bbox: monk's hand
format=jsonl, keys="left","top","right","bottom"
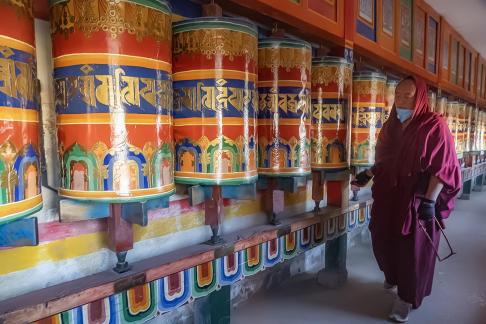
{"left": 417, "top": 197, "right": 436, "bottom": 221}
{"left": 352, "top": 170, "right": 372, "bottom": 187}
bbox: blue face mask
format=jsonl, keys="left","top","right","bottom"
{"left": 396, "top": 108, "right": 413, "bottom": 123}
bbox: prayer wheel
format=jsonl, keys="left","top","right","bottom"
{"left": 456, "top": 103, "right": 467, "bottom": 158}
{"left": 479, "top": 110, "right": 485, "bottom": 155}
{"left": 469, "top": 105, "right": 479, "bottom": 153}
{"left": 436, "top": 96, "right": 447, "bottom": 116}
{"left": 351, "top": 72, "right": 386, "bottom": 167}
{"left": 384, "top": 79, "right": 398, "bottom": 123}
{"left": 310, "top": 57, "right": 353, "bottom": 171}
{"left": 465, "top": 104, "right": 474, "bottom": 154}
{"left": 428, "top": 90, "right": 437, "bottom": 113}
{"left": 0, "top": 0, "right": 42, "bottom": 224}
{"left": 257, "top": 38, "right": 311, "bottom": 177}
{"left": 446, "top": 101, "right": 459, "bottom": 154}
{"left": 173, "top": 18, "right": 258, "bottom": 185}
{"left": 51, "top": 0, "right": 175, "bottom": 202}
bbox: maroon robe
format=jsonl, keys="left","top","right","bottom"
{"left": 369, "top": 77, "right": 461, "bottom": 308}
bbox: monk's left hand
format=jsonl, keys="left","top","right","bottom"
{"left": 417, "top": 197, "right": 436, "bottom": 221}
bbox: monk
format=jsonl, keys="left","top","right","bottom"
{"left": 353, "top": 77, "right": 461, "bottom": 322}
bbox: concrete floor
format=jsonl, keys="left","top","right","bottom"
{"left": 233, "top": 191, "right": 486, "bottom": 324}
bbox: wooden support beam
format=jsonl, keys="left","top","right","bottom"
{"left": 107, "top": 204, "right": 134, "bottom": 273}
{"left": 205, "top": 186, "right": 224, "bottom": 244}
{"left": 312, "top": 170, "right": 325, "bottom": 211}
{"left": 107, "top": 204, "right": 134, "bottom": 253}
{"left": 316, "top": 170, "right": 351, "bottom": 288}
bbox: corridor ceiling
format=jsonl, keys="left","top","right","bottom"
{"left": 426, "top": 0, "right": 486, "bottom": 57}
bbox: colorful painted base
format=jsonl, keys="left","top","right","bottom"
{"left": 351, "top": 72, "right": 386, "bottom": 167}
{"left": 35, "top": 206, "right": 372, "bottom": 323}
{"left": 51, "top": 0, "right": 175, "bottom": 203}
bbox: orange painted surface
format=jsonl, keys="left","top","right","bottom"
{"left": 0, "top": 3, "right": 35, "bottom": 46}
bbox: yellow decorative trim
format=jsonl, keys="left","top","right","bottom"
{"left": 257, "top": 118, "right": 310, "bottom": 126}
{"left": 57, "top": 113, "right": 171, "bottom": 125}
{"left": 175, "top": 170, "right": 258, "bottom": 179}
{"left": 59, "top": 184, "right": 175, "bottom": 199}
{"left": 0, "top": 34, "right": 35, "bottom": 55}
{"left": 258, "top": 80, "right": 310, "bottom": 89}
{"left": 172, "top": 14, "right": 186, "bottom": 22}
{"left": 352, "top": 103, "right": 386, "bottom": 107}
{"left": 173, "top": 117, "right": 255, "bottom": 126}
{"left": 0, "top": 107, "right": 38, "bottom": 122}
{"left": 173, "top": 69, "right": 257, "bottom": 83}
{"left": 311, "top": 124, "right": 348, "bottom": 130}
{"left": 257, "top": 167, "right": 311, "bottom": 173}
{"left": 0, "top": 194, "right": 42, "bottom": 218}
{"left": 0, "top": 231, "right": 107, "bottom": 275}
{"left": 351, "top": 128, "right": 381, "bottom": 134}
{"left": 54, "top": 54, "right": 172, "bottom": 72}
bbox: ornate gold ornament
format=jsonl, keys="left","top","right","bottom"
{"left": 50, "top": 0, "right": 171, "bottom": 43}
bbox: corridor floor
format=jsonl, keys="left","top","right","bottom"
{"left": 233, "top": 191, "right": 486, "bottom": 324}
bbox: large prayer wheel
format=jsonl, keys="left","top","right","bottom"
{"left": 479, "top": 110, "right": 485, "bottom": 156}
{"left": 446, "top": 101, "right": 459, "bottom": 154}
{"left": 428, "top": 90, "right": 437, "bottom": 113}
{"left": 477, "top": 111, "right": 482, "bottom": 155}
{"left": 51, "top": 0, "right": 175, "bottom": 202}
{"left": 173, "top": 18, "right": 258, "bottom": 185}
{"left": 436, "top": 96, "right": 447, "bottom": 116}
{"left": 257, "top": 38, "right": 311, "bottom": 177}
{"left": 384, "top": 79, "right": 398, "bottom": 123}
{"left": 465, "top": 104, "right": 474, "bottom": 154}
{"left": 310, "top": 57, "right": 353, "bottom": 171}
{"left": 351, "top": 72, "right": 386, "bottom": 167}
{"left": 469, "top": 105, "right": 479, "bottom": 154}
{"left": 0, "top": 0, "right": 42, "bottom": 224}
{"left": 456, "top": 103, "right": 467, "bottom": 158}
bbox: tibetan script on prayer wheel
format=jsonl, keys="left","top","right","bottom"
{"left": 351, "top": 72, "right": 386, "bottom": 167}
{"left": 311, "top": 57, "right": 353, "bottom": 171}
{"left": 0, "top": 0, "right": 42, "bottom": 224}
{"left": 172, "top": 17, "right": 258, "bottom": 185}
{"left": 257, "top": 38, "right": 311, "bottom": 177}
{"left": 51, "top": 0, "right": 175, "bottom": 202}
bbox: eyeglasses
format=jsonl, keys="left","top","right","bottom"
{"left": 418, "top": 217, "right": 456, "bottom": 262}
